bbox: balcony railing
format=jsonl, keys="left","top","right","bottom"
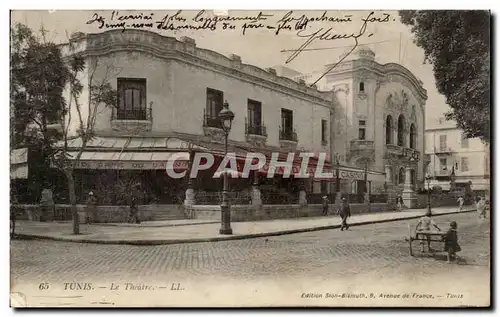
{"left": 245, "top": 121, "right": 267, "bottom": 136}
{"left": 112, "top": 108, "right": 151, "bottom": 121}
{"left": 194, "top": 191, "right": 252, "bottom": 205}
{"left": 279, "top": 127, "right": 298, "bottom": 142}
{"left": 203, "top": 109, "right": 222, "bottom": 129}
{"left": 370, "top": 194, "right": 388, "bottom": 203}
{"left": 308, "top": 193, "right": 337, "bottom": 205}
{"left": 345, "top": 193, "right": 365, "bottom": 204}
{"left": 261, "top": 192, "right": 299, "bottom": 205}
{"left": 435, "top": 147, "right": 453, "bottom": 154}
{"left": 385, "top": 144, "right": 420, "bottom": 160}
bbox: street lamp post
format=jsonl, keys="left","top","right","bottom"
{"left": 219, "top": 101, "right": 235, "bottom": 235}
{"left": 425, "top": 173, "right": 432, "bottom": 215}
{"left": 335, "top": 154, "right": 341, "bottom": 204}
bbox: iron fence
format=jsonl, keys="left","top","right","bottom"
{"left": 261, "top": 192, "right": 300, "bottom": 205}
{"left": 194, "top": 191, "right": 252, "bottom": 205}
{"left": 370, "top": 194, "right": 388, "bottom": 203}
{"left": 345, "top": 193, "right": 365, "bottom": 204}
{"left": 307, "top": 193, "right": 337, "bottom": 204}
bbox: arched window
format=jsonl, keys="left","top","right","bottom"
{"left": 359, "top": 81, "right": 365, "bottom": 92}
{"left": 397, "top": 115, "right": 406, "bottom": 147}
{"left": 386, "top": 115, "right": 393, "bottom": 145}
{"left": 399, "top": 168, "right": 405, "bottom": 184}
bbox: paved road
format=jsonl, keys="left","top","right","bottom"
{"left": 10, "top": 212, "right": 490, "bottom": 307}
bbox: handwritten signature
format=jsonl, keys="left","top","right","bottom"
{"left": 282, "top": 11, "right": 392, "bottom": 86}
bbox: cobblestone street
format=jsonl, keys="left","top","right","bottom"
{"left": 10, "top": 212, "right": 490, "bottom": 307}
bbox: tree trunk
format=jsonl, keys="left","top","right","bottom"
{"left": 64, "top": 168, "right": 79, "bottom": 234}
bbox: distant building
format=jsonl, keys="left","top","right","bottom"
{"left": 425, "top": 116, "right": 490, "bottom": 193}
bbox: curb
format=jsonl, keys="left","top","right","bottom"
{"left": 13, "top": 209, "right": 476, "bottom": 246}
{"left": 93, "top": 221, "right": 219, "bottom": 228}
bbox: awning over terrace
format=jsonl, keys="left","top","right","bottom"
{"left": 10, "top": 148, "right": 28, "bottom": 179}
{"left": 55, "top": 135, "right": 385, "bottom": 182}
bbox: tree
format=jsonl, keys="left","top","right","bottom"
{"left": 11, "top": 23, "right": 117, "bottom": 234}
{"left": 10, "top": 23, "right": 70, "bottom": 193}
{"left": 399, "top": 10, "right": 490, "bottom": 142}
{"left": 52, "top": 53, "right": 118, "bottom": 234}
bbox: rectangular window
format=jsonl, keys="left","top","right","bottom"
{"left": 461, "top": 157, "right": 469, "bottom": 172}
{"left": 205, "top": 88, "right": 224, "bottom": 128}
{"left": 280, "top": 108, "right": 294, "bottom": 140}
{"left": 461, "top": 134, "right": 469, "bottom": 148}
{"left": 321, "top": 119, "right": 328, "bottom": 143}
{"left": 247, "top": 99, "right": 262, "bottom": 135}
{"left": 117, "top": 78, "right": 147, "bottom": 120}
{"left": 439, "top": 158, "right": 447, "bottom": 171}
{"left": 358, "top": 120, "right": 366, "bottom": 140}
{"left": 439, "top": 134, "right": 447, "bottom": 151}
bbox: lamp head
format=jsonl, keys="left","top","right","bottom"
{"left": 219, "top": 101, "right": 235, "bottom": 133}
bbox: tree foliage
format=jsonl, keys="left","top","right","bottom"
{"left": 11, "top": 23, "right": 69, "bottom": 145}
{"left": 399, "top": 10, "right": 490, "bottom": 142}
{"left": 10, "top": 23, "right": 71, "bottom": 196}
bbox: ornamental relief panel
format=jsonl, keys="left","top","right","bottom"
{"left": 332, "top": 83, "right": 350, "bottom": 95}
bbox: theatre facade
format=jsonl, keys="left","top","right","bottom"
{"left": 295, "top": 47, "right": 428, "bottom": 208}
{"left": 55, "top": 30, "right": 385, "bottom": 220}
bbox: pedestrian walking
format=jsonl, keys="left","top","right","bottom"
{"left": 322, "top": 195, "right": 329, "bottom": 216}
{"left": 338, "top": 197, "right": 351, "bottom": 231}
{"left": 476, "top": 197, "right": 487, "bottom": 219}
{"left": 86, "top": 192, "right": 97, "bottom": 224}
{"left": 129, "top": 195, "right": 140, "bottom": 224}
{"left": 442, "top": 221, "right": 461, "bottom": 264}
{"left": 396, "top": 195, "right": 403, "bottom": 212}
{"left": 457, "top": 196, "right": 464, "bottom": 211}
{"left": 415, "top": 211, "right": 441, "bottom": 252}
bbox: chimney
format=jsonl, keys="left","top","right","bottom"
{"left": 229, "top": 54, "right": 242, "bottom": 63}
{"left": 180, "top": 36, "right": 196, "bottom": 46}
{"left": 266, "top": 68, "right": 277, "bottom": 75}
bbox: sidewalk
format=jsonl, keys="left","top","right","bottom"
{"left": 13, "top": 206, "right": 476, "bottom": 245}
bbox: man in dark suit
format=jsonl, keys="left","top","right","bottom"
{"left": 339, "top": 197, "right": 351, "bottom": 231}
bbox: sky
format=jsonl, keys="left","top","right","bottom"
{"left": 10, "top": 9, "right": 450, "bottom": 127}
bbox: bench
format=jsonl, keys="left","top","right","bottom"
{"left": 405, "top": 224, "right": 446, "bottom": 256}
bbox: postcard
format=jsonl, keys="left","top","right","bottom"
{"left": 9, "top": 9, "right": 491, "bottom": 307}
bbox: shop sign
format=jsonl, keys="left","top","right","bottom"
{"left": 64, "top": 160, "right": 188, "bottom": 170}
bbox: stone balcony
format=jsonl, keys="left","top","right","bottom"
{"left": 245, "top": 121, "right": 267, "bottom": 147}
{"left": 279, "top": 128, "right": 298, "bottom": 150}
{"left": 385, "top": 144, "right": 420, "bottom": 161}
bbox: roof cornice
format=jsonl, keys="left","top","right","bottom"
{"left": 61, "top": 29, "right": 334, "bottom": 107}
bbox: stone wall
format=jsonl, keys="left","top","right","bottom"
{"left": 11, "top": 204, "right": 186, "bottom": 223}
{"left": 187, "top": 203, "right": 389, "bottom": 222}
{"left": 13, "top": 202, "right": 389, "bottom": 223}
